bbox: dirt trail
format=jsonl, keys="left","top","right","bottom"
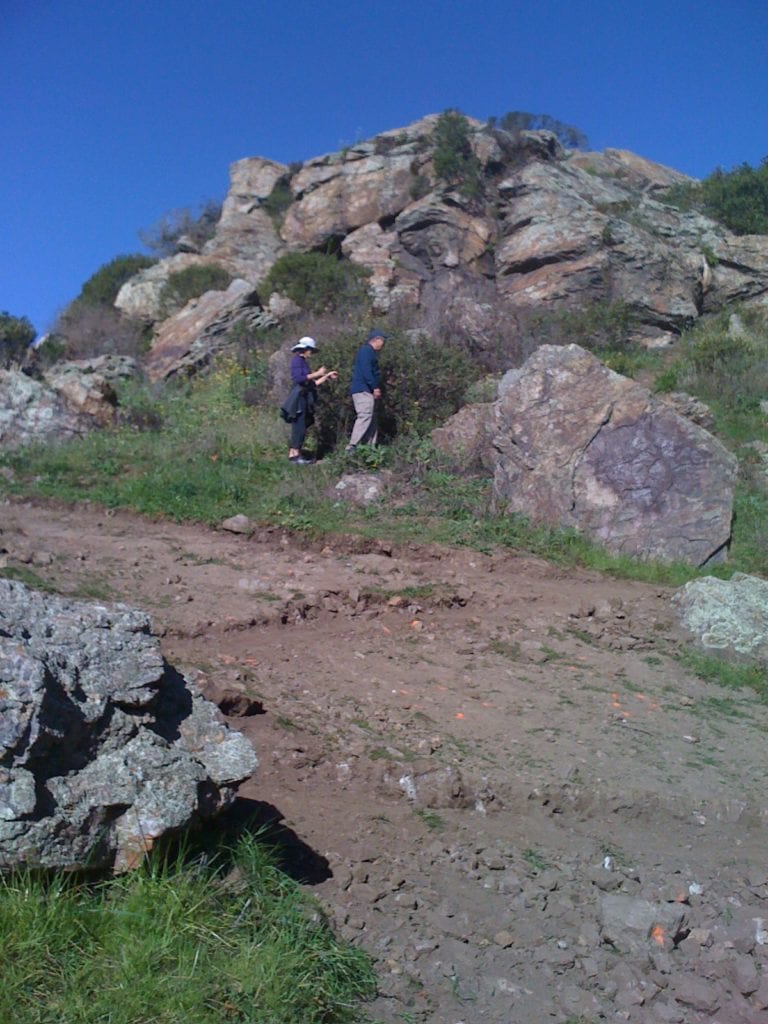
{"left": 3, "top": 498, "right": 767, "bottom": 1024}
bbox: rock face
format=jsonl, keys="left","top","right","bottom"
{"left": 673, "top": 573, "right": 768, "bottom": 666}
{"left": 118, "top": 115, "right": 768, "bottom": 371}
{"left": 0, "top": 356, "right": 139, "bottom": 449}
{"left": 434, "top": 345, "right": 737, "bottom": 565}
{"left": 0, "top": 580, "right": 257, "bottom": 872}
{"left": 144, "top": 278, "right": 273, "bottom": 382}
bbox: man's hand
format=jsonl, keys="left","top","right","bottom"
{"left": 373, "top": 387, "right": 382, "bottom": 399}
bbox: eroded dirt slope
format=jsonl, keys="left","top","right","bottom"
{"left": 2, "top": 498, "right": 767, "bottom": 1024}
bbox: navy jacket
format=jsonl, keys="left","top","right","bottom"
{"left": 349, "top": 343, "right": 381, "bottom": 395}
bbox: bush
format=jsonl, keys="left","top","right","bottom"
{"left": 432, "top": 109, "right": 483, "bottom": 197}
{"left": 76, "top": 254, "right": 157, "bottom": 308}
{"left": 699, "top": 158, "right": 768, "bottom": 234}
{"left": 261, "top": 252, "right": 370, "bottom": 314}
{"left": 0, "top": 311, "right": 36, "bottom": 368}
{"left": 660, "top": 158, "right": 768, "bottom": 235}
{"left": 489, "top": 111, "right": 589, "bottom": 149}
{"left": 535, "top": 300, "right": 637, "bottom": 351}
{"left": 158, "top": 263, "right": 233, "bottom": 317}
{"left": 262, "top": 176, "right": 295, "bottom": 224}
{"left": 306, "top": 329, "right": 481, "bottom": 453}
{"left": 660, "top": 309, "right": 768, "bottom": 418}
{"left": 52, "top": 304, "right": 150, "bottom": 361}
{"left": 139, "top": 200, "right": 222, "bottom": 256}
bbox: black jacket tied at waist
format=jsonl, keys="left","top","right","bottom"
{"left": 280, "top": 382, "right": 317, "bottom": 423}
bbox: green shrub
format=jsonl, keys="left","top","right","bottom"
{"left": 159, "top": 263, "right": 233, "bottom": 317}
{"left": 489, "top": 110, "right": 589, "bottom": 149}
{"left": 0, "top": 310, "right": 36, "bottom": 368}
{"left": 432, "top": 109, "right": 484, "bottom": 197}
{"left": 661, "top": 158, "right": 768, "bottom": 235}
{"left": 261, "top": 252, "right": 370, "bottom": 314}
{"left": 700, "top": 158, "right": 768, "bottom": 235}
{"left": 308, "top": 329, "right": 481, "bottom": 453}
{"left": 262, "top": 176, "right": 295, "bottom": 223}
{"left": 76, "top": 254, "right": 157, "bottom": 308}
{"left": 657, "top": 309, "right": 768, "bottom": 423}
{"left": 536, "top": 300, "right": 637, "bottom": 351}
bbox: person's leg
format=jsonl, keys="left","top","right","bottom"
{"left": 289, "top": 412, "right": 306, "bottom": 458}
{"left": 348, "top": 392, "right": 375, "bottom": 448}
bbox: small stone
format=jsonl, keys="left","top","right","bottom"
{"left": 493, "top": 930, "right": 515, "bottom": 948}
{"left": 220, "top": 514, "right": 252, "bottom": 534}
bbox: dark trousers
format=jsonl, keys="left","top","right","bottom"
{"left": 291, "top": 411, "right": 308, "bottom": 450}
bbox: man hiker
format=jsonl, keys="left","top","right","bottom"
{"left": 346, "top": 328, "right": 386, "bottom": 450}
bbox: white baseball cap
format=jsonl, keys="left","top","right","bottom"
{"left": 291, "top": 336, "right": 318, "bottom": 352}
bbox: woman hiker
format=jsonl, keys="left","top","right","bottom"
{"left": 281, "top": 337, "right": 337, "bottom": 464}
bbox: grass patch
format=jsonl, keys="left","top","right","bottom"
{"left": 414, "top": 809, "right": 446, "bottom": 832}
{"left": 0, "top": 834, "right": 375, "bottom": 1024}
{"left": 0, "top": 565, "right": 58, "bottom": 591}
{"left": 680, "top": 649, "right": 768, "bottom": 702}
{"left": 522, "top": 847, "right": 548, "bottom": 873}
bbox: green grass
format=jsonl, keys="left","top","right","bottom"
{"left": 679, "top": 650, "right": 768, "bottom": 702}
{"left": 1, "top": 338, "right": 767, "bottom": 588}
{"left": 413, "top": 809, "right": 446, "bottom": 832}
{"left": 0, "top": 835, "right": 375, "bottom": 1024}
{"left": 0, "top": 565, "right": 58, "bottom": 591}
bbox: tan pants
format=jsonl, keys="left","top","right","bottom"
{"left": 349, "top": 391, "right": 377, "bottom": 447}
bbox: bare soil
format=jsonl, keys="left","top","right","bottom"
{"left": 3, "top": 497, "right": 767, "bottom": 1024}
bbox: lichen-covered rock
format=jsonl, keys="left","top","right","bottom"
{"left": 672, "top": 572, "right": 768, "bottom": 666}
{"left": 491, "top": 345, "right": 737, "bottom": 565}
{"left": 0, "top": 370, "right": 86, "bottom": 448}
{"left": 0, "top": 580, "right": 257, "bottom": 872}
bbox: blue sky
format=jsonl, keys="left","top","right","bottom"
{"left": 3, "top": 0, "right": 767, "bottom": 336}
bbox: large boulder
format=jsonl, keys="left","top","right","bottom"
{"left": 434, "top": 345, "right": 737, "bottom": 564}
{"left": 0, "top": 357, "right": 141, "bottom": 450}
{"left": 0, "top": 580, "right": 257, "bottom": 872}
{"left": 0, "top": 370, "right": 88, "bottom": 448}
{"left": 673, "top": 573, "right": 768, "bottom": 666}
{"left": 491, "top": 345, "right": 737, "bottom": 564}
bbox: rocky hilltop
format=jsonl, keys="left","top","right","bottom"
{"left": 114, "top": 114, "right": 768, "bottom": 379}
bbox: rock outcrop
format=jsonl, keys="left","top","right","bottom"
{"left": 434, "top": 345, "right": 737, "bottom": 565}
{"left": 0, "top": 356, "right": 139, "bottom": 449}
{"left": 144, "top": 278, "right": 273, "bottom": 382}
{"left": 0, "top": 580, "right": 257, "bottom": 872}
{"left": 117, "top": 115, "right": 768, "bottom": 376}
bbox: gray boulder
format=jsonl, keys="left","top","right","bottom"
{"left": 0, "top": 370, "right": 87, "bottom": 449}
{"left": 673, "top": 572, "right": 768, "bottom": 666}
{"left": 0, "top": 580, "right": 257, "bottom": 872}
{"left": 0, "top": 357, "right": 140, "bottom": 450}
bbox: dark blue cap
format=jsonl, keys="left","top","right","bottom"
{"left": 366, "top": 328, "right": 387, "bottom": 342}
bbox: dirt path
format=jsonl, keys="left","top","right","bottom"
{"left": 3, "top": 498, "right": 767, "bottom": 1023}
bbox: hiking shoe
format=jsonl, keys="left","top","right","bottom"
{"left": 289, "top": 455, "right": 315, "bottom": 465}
